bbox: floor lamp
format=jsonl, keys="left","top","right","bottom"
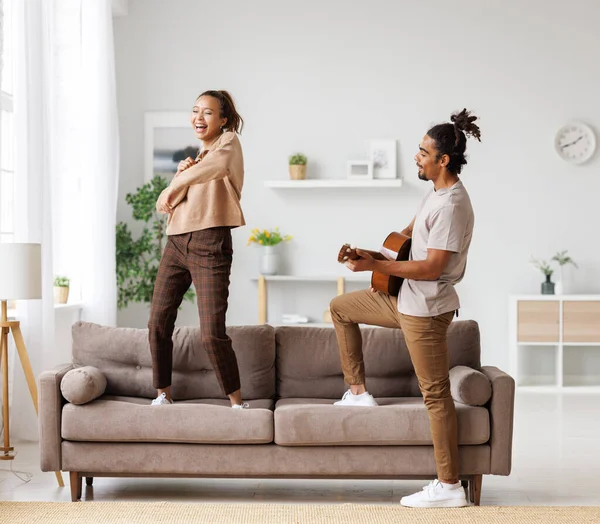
{"left": 0, "top": 243, "right": 64, "bottom": 487}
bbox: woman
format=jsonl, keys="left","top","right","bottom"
{"left": 149, "top": 90, "right": 247, "bottom": 409}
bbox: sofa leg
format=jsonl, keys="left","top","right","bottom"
{"left": 86, "top": 477, "right": 94, "bottom": 486}
{"left": 69, "top": 472, "right": 82, "bottom": 502}
{"left": 469, "top": 475, "right": 482, "bottom": 506}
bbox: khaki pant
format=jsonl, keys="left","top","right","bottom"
{"left": 330, "top": 289, "right": 458, "bottom": 482}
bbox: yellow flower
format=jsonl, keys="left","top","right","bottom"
{"left": 265, "top": 231, "right": 270, "bottom": 238}
{"left": 259, "top": 239, "right": 264, "bottom": 245}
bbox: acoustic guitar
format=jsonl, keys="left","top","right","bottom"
{"left": 337, "top": 232, "right": 412, "bottom": 296}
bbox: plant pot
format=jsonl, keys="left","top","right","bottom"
{"left": 554, "top": 280, "right": 563, "bottom": 295}
{"left": 260, "top": 245, "right": 279, "bottom": 275}
{"left": 541, "top": 274, "right": 554, "bottom": 295}
{"left": 289, "top": 164, "right": 306, "bottom": 180}
{"left": 555, "top": 266, "right": 564, "bottom": 295}
{"left": 54, "top": 286, "right": 69, "bottom": 304}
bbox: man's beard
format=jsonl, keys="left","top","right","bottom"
{"left": 418, "top": 170, "right": 427, "bottom": 181}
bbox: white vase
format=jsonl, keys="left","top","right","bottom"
{"left": 260, "top": 245, "right": 279, "bottom": 275}
{"left": 555, "top": 267, "right": 564, "bottom": 295}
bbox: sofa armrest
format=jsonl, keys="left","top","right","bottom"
{"left": 481, "top": 366, "right": 515, "bottom": 476}
{"left": 38, "top": 363, "right": 74, "bottom": 472}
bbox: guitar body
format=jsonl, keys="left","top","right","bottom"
{"left": 337, "top": 231, "right": 412, "bottom": 296}
{"left": 371, "top": 232, "right": 412, "bottom": 296}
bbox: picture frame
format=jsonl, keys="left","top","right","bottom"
{"left": 369, "top": 139, "right": 397, "bottom": 179}
{"left": 144, "top": 112, "right": 199, "bottom": 184}
{"left": 347, "top": 160, "right": 373, "bottom": 180}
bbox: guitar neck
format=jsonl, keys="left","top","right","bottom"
{"left": 364, "top": 249, "right": 387, "bottom": 261}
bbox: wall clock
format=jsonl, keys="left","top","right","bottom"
{"left": 554, "top": 122, "right": 596, "bottom": 164}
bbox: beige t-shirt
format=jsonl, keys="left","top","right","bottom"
{"left": 398, "top": 180, "right": 474, "bottom": 317}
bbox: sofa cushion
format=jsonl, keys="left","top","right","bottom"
{"left": 60, "top": 366, "right": 107, "bottom": 405}
{"left": 274, "top": 398, "right": 489, "bottom": 446}
{"left": 276, "top": 320, "right": 482, "bottom": 399}
{"left": 71, "top": 323, "right": 276, "bottom": 400}
{"left": 62, "top": 396, "right": 274, "bottom": 444}
{"left": 450, "top": 366, "right": 492, "bottom": 406}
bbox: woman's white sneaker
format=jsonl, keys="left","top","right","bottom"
{"left": 400, "top": 480, "right": 468, "bottom": 508}
{"left": 334, "top": 389, "right": 378, "bottom": 407}
{"left": 151, "top": 392, "right": 173, "bottom": 406}
{"left": 232, "top": 402, "right": 250, "bottom": 409}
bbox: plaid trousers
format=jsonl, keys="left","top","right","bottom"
{"left": 148, "top": 227, "right": 241, "bottom": 395}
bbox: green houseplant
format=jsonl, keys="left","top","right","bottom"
{"left": 116, "top": 175, "right": 195, "bottom": 309}
{"left": 530, "top": 257, "right": 554, "bottom": 295}
{"left": 288, "top": 153, "right": 307, "bottom": 180}
{"left": 551, "top": 250, "right": 578, "bottom": 295}
{"left": 53, "top": 275, "right": 70, "bottom": 304}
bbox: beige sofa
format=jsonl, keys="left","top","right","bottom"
{"left": 39, "top": 320, "right": 514, "bottom": 504}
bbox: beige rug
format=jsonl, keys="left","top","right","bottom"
{"left": 0, "top": 502, "right": 599, "bottom": 523}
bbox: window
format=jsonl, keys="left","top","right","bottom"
{"left": 1, "top": 0, "right": 15, "bottom": 244}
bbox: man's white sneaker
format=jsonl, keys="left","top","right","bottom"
{"left": 400, "top": 480, "right": 468, "bottom": 508}
{"left": 333, "top": 389, "right": 378, "bottom": 407}
{"left": 151, "top": 392, "right": 173, "bottom": 406}
{"left": 232, "top": 402, "right": 250, "bottom": 409}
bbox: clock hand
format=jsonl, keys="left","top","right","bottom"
{"left": 561, "top": 135, "right": 584, "bottom": 149}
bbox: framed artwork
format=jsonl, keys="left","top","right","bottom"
{"left": 347, "top": 160, "right": 373, "bottom": 180}
{"left": 369, "top": 139, "right": 397, "bottom": 179}
{"left": 144, "top": 112, "right": 199, "bottom": 183}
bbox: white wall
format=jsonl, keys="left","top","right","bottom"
{"left": 113, "top": 0, "right": 600, "bottom": 371}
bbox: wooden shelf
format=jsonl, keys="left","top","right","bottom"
{"left": 264, "top": 179, "right": 403, "bottom": 189}
{"left": 269, "top": 322, "right": 381, "bottom": 329}
{"left": 272, "top": 323, "right": 334, "bottom": 328}
{"left": 251, "top": 275, "right": 370, "bottom": 283}
{"left": 253, "top": 274, "right": 370, "bottom": 325}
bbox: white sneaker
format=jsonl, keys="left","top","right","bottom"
{"left": 232, "top": 402, "right": 250, "bottom": 409}
{"left": 400, "top": 480, "right": 468, "bottom": 508}
{"left": 334, "top": 389, "right": 378, "bottom": 407}
{"left": 151, "top": 392, "right": 173, "bottom": 406}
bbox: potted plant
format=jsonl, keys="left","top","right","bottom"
{"left": 551, "top": 250, "right": 577, "bottom": 295}
{"left": 530, "top": 257, "right": 554, "bottom": 295}
{"left": 289, "top": 153, "right": 307, "bottom": 180}
{"left": 116, "top": 175, "right": 195, "bottom": 309}
{"left": 53, "top": 276, "right": 70, "bottom": 304}
{"left": 247, "top": 228, "right": 292, "bottom": 275}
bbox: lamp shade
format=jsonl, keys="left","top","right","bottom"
{"left": 0, "top": 243, "right": 42, "bottom": 300}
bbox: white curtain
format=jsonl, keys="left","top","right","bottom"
{"left": 11, "top": 0, "right": 119, "bottom": 440}
{"left": 12, "top": 0, "right": 56, "bottom": 440}
{"left": 79, "top": 0, "right": 119, "bottom": 327}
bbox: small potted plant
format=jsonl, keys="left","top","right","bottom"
{"left": 247, "top": 228, "right": 293, "bottom": 275}
{"left": 530, "top": 257, "right": 554, "bottom": 295}
{"left": 289, "top": 153, "right": 307, "bottom": 180}
{"left": 53, "top": 275, "right": 70, "bottom": 304}
{"left": 551, "top": 250, "right": 577, "bottom": 295}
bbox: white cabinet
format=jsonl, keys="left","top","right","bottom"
{"left": 510, "top": 295, "right": 600, "bottom": 391}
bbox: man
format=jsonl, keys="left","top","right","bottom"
{"left": 330, "top": 109, "right": 481, "bottom": 508}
